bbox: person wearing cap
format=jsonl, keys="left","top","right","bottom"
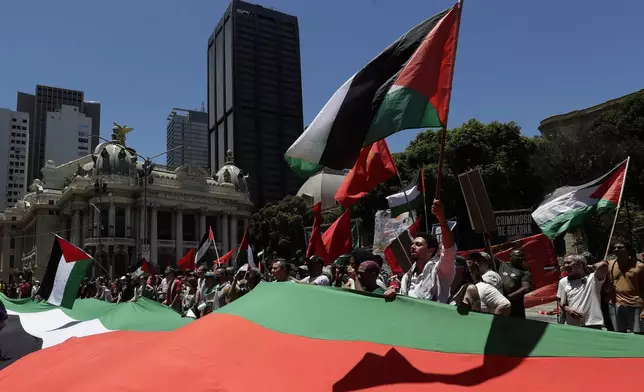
{"left": 163, "top": 268, "right": 182, "bottom": 312}
{"left": 469, "top": 252, "right": 502, "bottom": 291}
{"left": 355, "top": 261, "right": 385, "bottom": 295}
{"left": 299, "top": 256, "right": 330, "bottom": 286}
{"left": 467, "top": 259, "right": 511, "bottom": 316}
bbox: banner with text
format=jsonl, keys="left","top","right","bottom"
{"left": 493, "top": 209, "right": 541, "bottom": 244}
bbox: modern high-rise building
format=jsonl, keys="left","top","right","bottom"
{"left": 207, "top": 0, "right": 304, "bottom": 208}
{"left": 0, "top": 109, "right": 30, "bottom": 211}
{"left": 45, "top": 105, "right": 93, "bottom": 165}
{"left": 166, "top": 108, "right": 209, "bottom": 169}
{"left": 17, "top": 85, "right": 100, "bottom": 185}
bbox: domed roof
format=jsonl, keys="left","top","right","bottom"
{"left": 214, "top": 150, "right": 248, "bottom": 193}
{"left": 93, "top": 142, "right": 138, "bottom": 176}
{"left": 296, "top": 168, "right": 346, "bottom": 210}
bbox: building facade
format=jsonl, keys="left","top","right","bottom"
{"left": 207, "top": 0, "right": 304, "bottom": 208}
{"left": 539, "top": 89, "right": 644, "bottom": 138}
{"left": 45, "top": 105, "right": 93, "bottom": 164}
{"left": 0, "top": 109, "right": 30, "bottom": 211}
{"left": 0, "top": 130, "right": 252, "bottom": 283}
{"left": 166, "top": 108, "right": 209, "bottom": 169}
{"left": 17, "top": 85, "right": 101, "bottom": 185}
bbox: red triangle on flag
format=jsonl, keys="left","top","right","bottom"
{"left": 57, "top": 236, "right": 91, "bottom": 263}
{"left": 178, "top": 248, "right": 196, "bottom": 271}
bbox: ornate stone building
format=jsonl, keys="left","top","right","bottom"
{"left": 0, "top": 130, "right": 252, "bottom": 282}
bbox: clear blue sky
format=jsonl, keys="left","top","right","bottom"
{"left": 1, "top": 0, "right": 643, "bottom": 163}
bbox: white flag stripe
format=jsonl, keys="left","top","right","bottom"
{"left": 386, "top": 185, "right": 420, "bottom": 208}
{"left": 285, "top": 75, "right": 354, "bottom": 162}
{"left": 40, "top": 319, "right": 112, "bottom": 349}
{"left": 247, "top": 246, "right": 257, "bottom": 270}
{"left": 532, "top": 185, "right": 599, "bottom": 225}
{"left": 47, "top": 254, "right": 74, "bottom": 306}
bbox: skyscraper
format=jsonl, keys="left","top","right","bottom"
{"left": 45, "top": 105, "right": 93, "bottom": 164}
{"left": 207, "top": 0, "right": 304, "bottom": 208}
{"left": 0, "top": 109, "right": 30, "bottom": 211}
{"left": 17, "top": 85, "right": 100, "bottom": 185}
{"left": 166, "top": 108, "right": 209, "bottom": 169}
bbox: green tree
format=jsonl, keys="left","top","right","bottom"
{"left": 249, "top": 195, "right": 313, "bottom": 258}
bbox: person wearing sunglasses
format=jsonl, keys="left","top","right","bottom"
{"left": 607, "top": 238, "right": 644, "bottom": 334}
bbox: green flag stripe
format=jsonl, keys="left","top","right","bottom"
{"left": 366, "top": 86, "right": 442, "bottom": 145}
{"left": 284, "top": 155, "right": 322, "bottom": 178}
{"left": 60, "top": 259, "right": 93, "bottom": 309}
{"left": 219, "top": 283, "right": 644, "bottom": 358}
{"left": 538, "top": 200, "right": 617, "bottom": 238}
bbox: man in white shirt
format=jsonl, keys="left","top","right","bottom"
{"left": 557, "top": 253, "right": 608, "bottom": 328}
{"left": 299, "top": 256, "right": 330, "bottom": 286}
{"left": 384, "top": 200, "right": 456, "bottom": 303}
{"left": 469, "top": 251, "right": 502, "bottom": 291}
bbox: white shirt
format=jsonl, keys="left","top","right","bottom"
{"left": 476, "top": 282, "right": 510, "bottom": 314}
{"left": 299, "top": 274, "right": 330, "bottom": 286}
{"left": 400, "top": 245, "right": 457, "bottom": 303}
{"left": 482, "top": 270, "right": 503, "bottom": 291}
{"left": 557, "top": 272, "right": 605, "bottom": 327}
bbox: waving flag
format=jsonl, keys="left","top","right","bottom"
{"left": 39, "top": 236, "right": 93, "bottom": 309}
{"left": 2, "top": 284, "right": 644, "bottom": 390}
{"left": 532, "top": 159, "right": 628, "bottom": 238}
{"left": 285, "top": 3, "right": 462, "bottom": 176}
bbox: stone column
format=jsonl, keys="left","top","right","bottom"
{"left": 125, "top": 205, "right": 132, "bottom": 238}
{"left": 93, "top": 206, "right": 100, "bottom": 237}
{"left": 199, "top": 211, "right": 207, "bottom": 240}
{"left": 139, "top": 203, "right": 146, "bottom": 244}
{"left": 175, "top": 208, "right": 183, "bottom": 258}
{"left": 71, "top": 209, "right": 81, "bottom": 246}
{"left": 82, "top": 209, "right": 90, "bottom": 242}
{"left": 150, "top": 205, "right": 158, "bottom": 265}
{"left": 230, "top": 216, "right": 238, "bottom": 251}
{"left": 221, "top": 213, "right": 229, "bottom": 252}
{"left": 1, "top": 229, "right": 9, "bottom": 272}
{"left": 108, "top": 202, "right": 116, "bottom": 237}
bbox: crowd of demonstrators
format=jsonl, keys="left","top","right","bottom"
{"left": 0, "top": 277, "right": 37, "bottom": 300}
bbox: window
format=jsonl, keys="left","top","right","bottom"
{"left": 10, "top": 238, "right": 15, "bottom": 249}
{"left": 48, "top": 210, "right": 54, "bottom": 215}
{"left": 78, "top": 138, "right": 88, "bottom": 143}
{"left": 21, "top": 126, "right": 26, "bottom": 130}
{"left": 9, "top": 255, "right": 14, "bottom": 269}
{"left": 22, "top": 119, "right": 27, "bottom": 123}
{"left": 48, "top": 200, "right": 54, "bottom": 205}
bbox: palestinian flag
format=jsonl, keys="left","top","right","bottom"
{"left": 0, "top": 294, "right": 189, "bottom": 371}
{"left": 195, "top": 227, "right": 215, "bottom": 266}
{"left": 387, "top": 169, "right": 425, "bottom": 218}
{"left": 3, "top": 283, "right": 644, "bottom": 390}
{"left": 532, "top": 159, "right": 628, "bottom": 238}
{"left": 384, "top": 214, "right": 421, "bottom": 274}
{"left": 39, "top": 236, "right": 93, "bottom": 309}
{"left": 284, "top": 4, "right": 461, "bottom": 177}
{"left": 130, "top": 257, "right": 153, "bottom": 277}
{"left": 237, "top": 227, "right": 256, "bottom": 269}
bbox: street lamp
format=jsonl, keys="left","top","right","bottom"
{"left": 138, "top": 146, "right": 187, "bottom": 263}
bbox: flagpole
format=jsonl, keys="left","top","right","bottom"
{"left": 421, "top": 168, "right": 430, "bottom": 233}
{"left": 435, "top": 0, "right": 464, "bottom": 200}
{"left": 604, "top": 157, "right": 630, "bottom": 260}
{"left": 212, "top": 227, "right": 220, "bottom": 269}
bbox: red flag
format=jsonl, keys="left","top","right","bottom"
{"left": 306, "top": 202, "right": 326, "bottom": 259}
{"left": 321, "top": 209, "right": 352, "bottom": 265}
{"left": 214, "top": 249, "right": 234, "bottom": 266}
{"left": 334, "top": 140, "right": 397, "bottom": 208}
{"left": 177, "top": 248, "right": 196, "bottom": 271}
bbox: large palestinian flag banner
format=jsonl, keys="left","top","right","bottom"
{"left": 2, "top": 284, "right": 643, "bottom": 390}
{"left": 285, "top": 3, "right": 461, "bottom": 177}
{"left": 532, "top": 159, "right": 628, "bottom": 238}
{"left": 0, "top": 294, "right": 190, "bottom": 370}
